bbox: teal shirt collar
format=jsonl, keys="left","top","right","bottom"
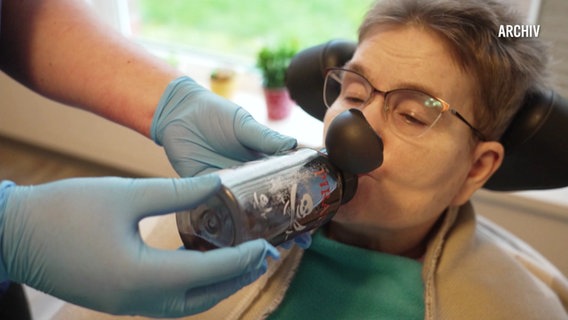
{"left": 269, "top": 230, "right": 425, "bottom": 319}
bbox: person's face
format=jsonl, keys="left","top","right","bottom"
{"left": 323, "top": 25, "right": 503, "bottom": 241}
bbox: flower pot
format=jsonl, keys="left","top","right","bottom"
{"left": 263, "top": 87, "right": 294, "bottom": 120}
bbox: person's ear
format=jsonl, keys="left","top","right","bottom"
{"left": 451, "top": 141, "right": 504, "bottom": 206}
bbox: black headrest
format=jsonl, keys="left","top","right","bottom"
{"left": 286, "top": 40, "right": 568, "bottom": 191}
{"left": 286, "top": 40, "right": 357, "bottom": 121}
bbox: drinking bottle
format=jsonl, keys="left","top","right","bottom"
{"left": 176, "top": 148, "right": 357, "bottom": 250}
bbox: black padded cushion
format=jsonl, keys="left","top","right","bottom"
{"left": 485, "top": 90, "right": 568, "bottom": 190}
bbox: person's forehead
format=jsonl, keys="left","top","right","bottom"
{"left": 354, "top": 25, "right": 477, "bottom": 114}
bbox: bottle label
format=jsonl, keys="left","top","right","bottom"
{"left": 228, "top": 154, "right": 341, "bottom": 246}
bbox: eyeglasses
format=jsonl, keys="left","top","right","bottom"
{"left": 323, "top": 68, "right": 486, "bottom": 141}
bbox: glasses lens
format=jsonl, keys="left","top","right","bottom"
{"left": 324, "top": 69, "right": 448, "bottom": 138}
{"left": 386, "top": 90, "right": 444, "bottom": 137}
{"left": 324, "top": 69, "right": 371, "bottom": 109}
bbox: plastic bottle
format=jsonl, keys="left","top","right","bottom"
{"left": 176, "top": 148, "right": 358, "bottom": 250}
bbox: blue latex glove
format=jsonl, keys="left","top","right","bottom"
{"left": 0, "top": 176, "right": 278, "bottom": 317}
{"left": 151, "top": 76, "right": 298, "bottom": 177}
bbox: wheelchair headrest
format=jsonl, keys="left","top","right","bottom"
{"left": 286, "top": 40, "right": 568, "bottom": 191}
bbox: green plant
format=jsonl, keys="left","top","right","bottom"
{"left": 256, "top": 43, "right": 298, "bottom": 88}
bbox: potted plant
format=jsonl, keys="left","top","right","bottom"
{"left": 257, "top": 43, "right": 297, "bottom": 120}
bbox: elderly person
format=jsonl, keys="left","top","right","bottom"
{"left": 187, "top": 0, "right": 567, "bottom": 319}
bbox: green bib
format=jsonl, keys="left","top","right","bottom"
{"left": 268, "top": 230, "right": 424, "bottom": 320}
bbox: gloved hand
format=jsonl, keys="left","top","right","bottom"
{"left": 0, "top": 176, "right": 278, "bottom": 317}
{"left": 150, "top": 76, "right": 311, "bottom": 250}
{"left": 151, "top": 76, "right": 297, "bottom": 177}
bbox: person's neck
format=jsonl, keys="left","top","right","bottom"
{"left": 326, "top": 217, "right": 443, "bottom": 260}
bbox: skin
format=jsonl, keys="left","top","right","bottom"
{"left": 0, "top": 0, "right": 183, "bottom": 137}
{"left": 323, "top": 25, "right": 504, "bottom": 259}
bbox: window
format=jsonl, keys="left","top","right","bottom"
{"left": 128, "top": 0, "right": 373, "bottom": 65}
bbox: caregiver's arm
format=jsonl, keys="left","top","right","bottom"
{"left": 0, "top": 0, "right": 181, "bottom": 137}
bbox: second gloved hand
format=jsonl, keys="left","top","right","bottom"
{"left": 151, "top": 76, "right": 297, "bottom": 177}
{"left": 0, "top": 176, "right": 278, "bottom": 317}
